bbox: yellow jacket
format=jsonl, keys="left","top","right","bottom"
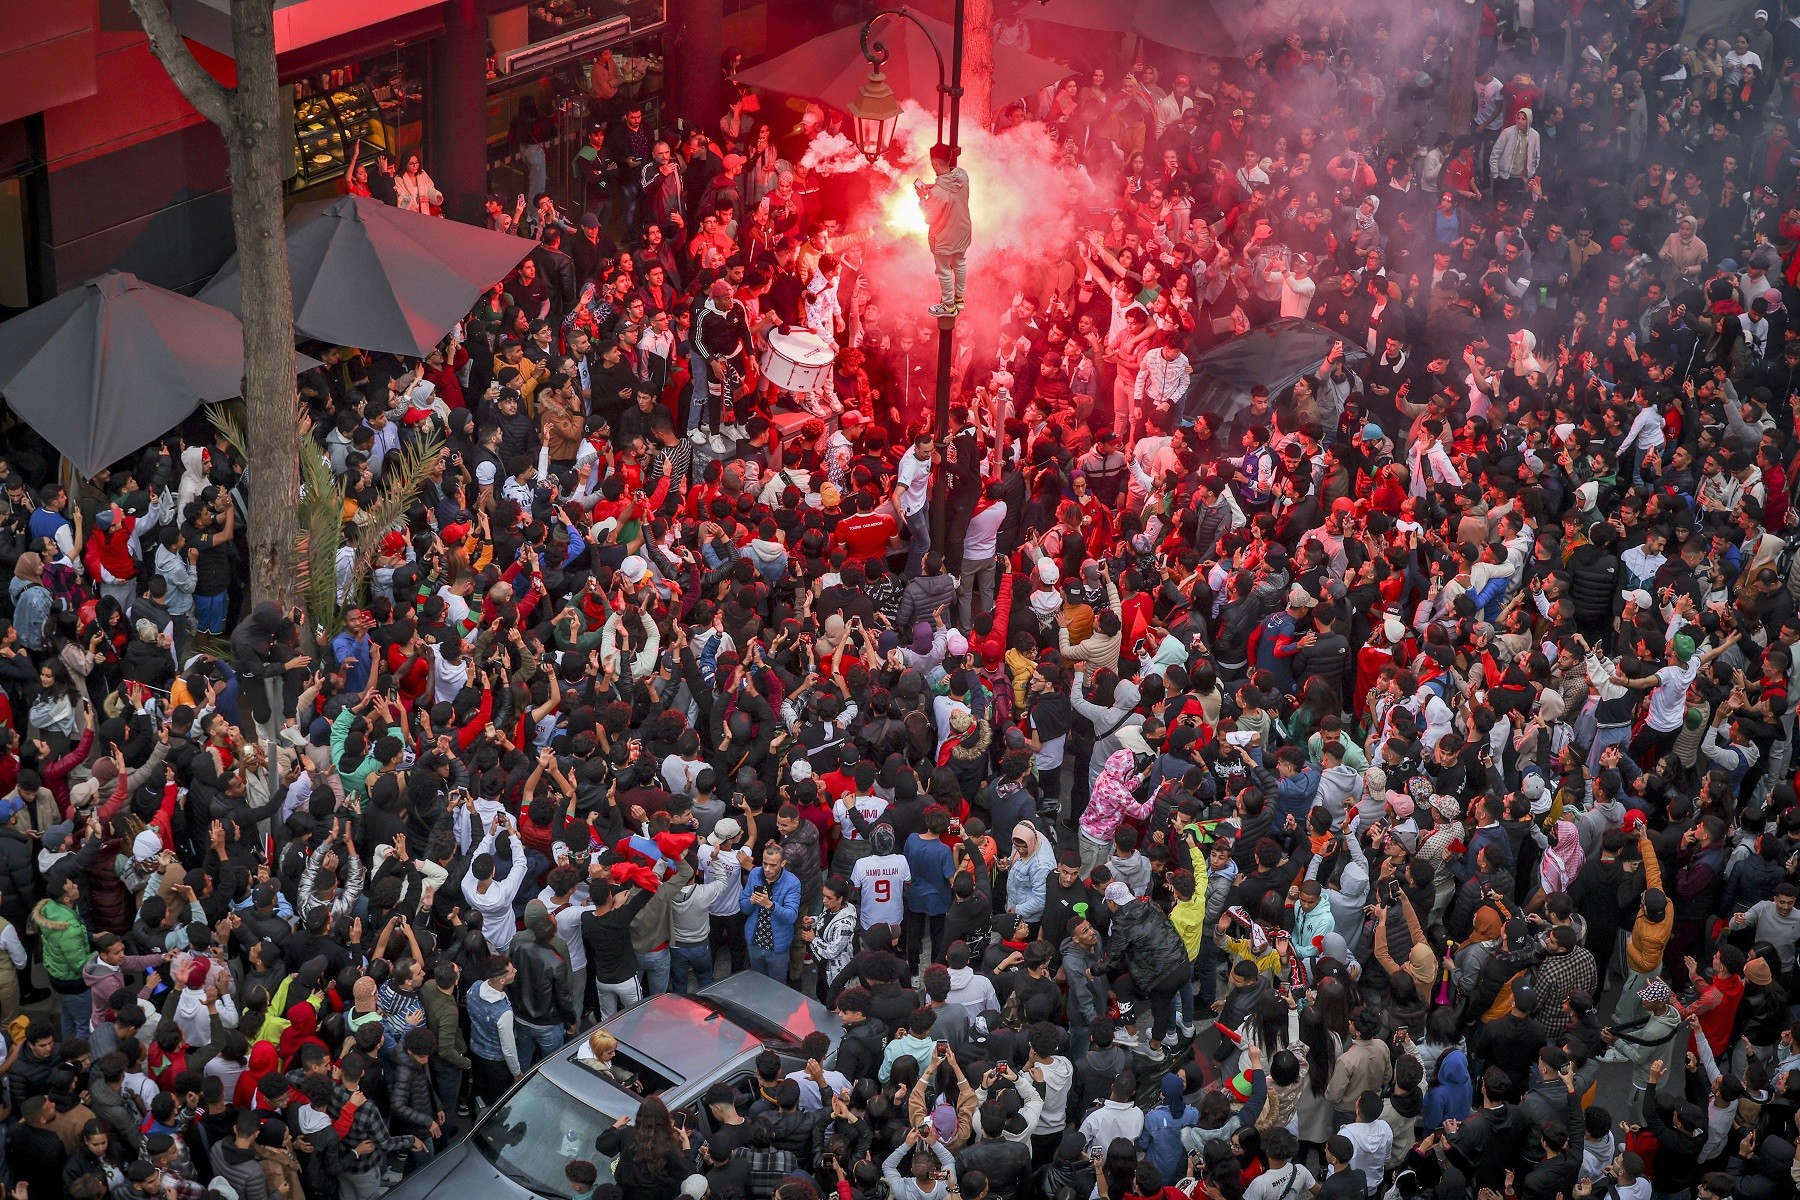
{"left": 1170, "top": 833, "right": 1210, "bottom": 960}
{"left": 1005, "top": 647, "right": 1036, "bottom": 712}
{"left": 1626, "top": 830, "right": 1674, "bottom": 974}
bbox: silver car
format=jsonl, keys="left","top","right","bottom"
{"left": 387, "top": 973, "right": 843, "bottom": 1199}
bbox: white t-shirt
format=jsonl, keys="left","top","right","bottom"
{"left": 428, "top": 643, "right": 471, "bottom": 704}
{"left": 834, "top": 793, "right": 890, "bottom": 842}
{"left": 661, "top": 753, "right": 703, "bottom": 797}
{"left": 1244, "top": 1163, "right": 1317, "bottom": 1200}
{"left": 1646, "top": 659, "right": 1700, "bottom": 733}
{"left": 896, "top": 451, "right": 931, "bottom": 516}
{"left": 850, "top": 853, "right": 910, "bottom": 926}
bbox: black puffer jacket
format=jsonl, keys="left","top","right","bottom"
{"left": 1103, "top": 896, "right": 1189, "bottom": 992}
{"left": 0, "top": 825, "right": 35, "bottom": 926}
{"left": 387, "top": 1056, "right": 438, "bottom": 1136}
{"left": 1565, "top": 543, "right": 1620, "bottom": 633}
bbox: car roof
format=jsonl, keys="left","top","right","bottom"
{"left": 609, "top": 993, "right": 766, "bottom": 1081}
{"left": 698, "top": 972, "right": 844, "bottom": 1051}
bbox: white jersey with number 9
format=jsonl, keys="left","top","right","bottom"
{"left": 849, "top": 852, "right": 910, "bottom": 928}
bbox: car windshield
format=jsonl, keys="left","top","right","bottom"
{"left": 470, "top": 1072, "right": 625, "bottom": 1197}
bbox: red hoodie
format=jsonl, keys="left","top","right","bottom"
{"left": 83, "top": 515, "right": 138, "bottom": 585}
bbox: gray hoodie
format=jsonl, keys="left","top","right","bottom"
{"left": 883, "top": 1140, "right": 957, "bottom": 1200}
{"left": 919, "top": 167, "right": 972, "bottom": 255}
{"left": 670, "top": 870, "right": 731, "bottom": 946}
{"left": 1315, "top": 763, "right": 1362, "bottom": 822}
{"left": 1072, "top": 677, "right": 1142, "bottom": 782}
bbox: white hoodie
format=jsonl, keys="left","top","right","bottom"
{"left": 1027, "top": 1055, "right": 1074, "bottom": 1135}
{"left": 946, "top": 965, "right": 999, "bottom": 1027}
{"left": 174, "top": 985, "right": 236, "bottom": 1048}
{"left": 177, "top": 447, "right": 210, "bottom": 517}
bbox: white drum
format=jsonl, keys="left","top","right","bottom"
{"left": 761, "top": 328, "right": 835, "bottom": 393}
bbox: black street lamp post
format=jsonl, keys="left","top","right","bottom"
{"left": 847, "top": 4, "right": 966, "bottom": 555}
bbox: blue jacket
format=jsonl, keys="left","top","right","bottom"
{"left": 329, "top": 631, "right": 374, "bottom": 693}
{"left": 1141, "top": 1076, "right": 1201, "bottom": 1186}
{"left": 739, "top": 865, "right": 802, "bottom": 954}
{"left": 1421, "top": 1047, "right": 1472, "bottom": 1130}
{"left": 1272, "top": 764, "right": 1320, "bottom": 828}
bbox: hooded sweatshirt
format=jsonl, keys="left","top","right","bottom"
{"left": 1073, "top": 680, "right": 1143, "bottom": 783}
{"left": 176, "top": 984, "right": 236, "bottom": 1048}
{"left": 1007, "top": 821, "right": 1056, "bottom": 920}
{"left": 1028, "top": 1053, "right": 1075, "bottom": 1136}
{"left": 946, "top": 963, "right": 1000, "bottom": 1023}
{"left": 1315, "top": 763, "right": 1363, "bottom": 821}
{"left": 919, "top": 167, "right": 973, "bottom": 255}
{"left": 178, "top": 447, "right": 211, "bottom": 516}
{"left": 1142, "top": 1074, "right": 1201, "bottom": 1183}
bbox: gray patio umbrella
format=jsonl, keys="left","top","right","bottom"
{"left": 0, "top": 271, "right": 252, "bottom": 478}
{"left": 200, "top": 195, "right": 536, "bottom": 359}
{"left": 735, "top": 15, "right": 1071, "bottom": 117}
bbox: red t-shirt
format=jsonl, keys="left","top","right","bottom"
{"left": 833, "top": 510, "right": 897, "bottom": 563}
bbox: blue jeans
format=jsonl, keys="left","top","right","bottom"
{"left": 903, "top": 504, "right": 930, "bottom": 578}
{"left": 514, "top": 1020, "right": 566, "bottom": 1071}
{"left": 670, "top": 943, "right": 714, "bottom": 995}
{"left": 747, "top": 946, "right": 787, "bottom": 980}
{"left": 60, "top": 989, "right": 92, "bottom": 1040}
{"left": 520, "top": 143, "right": 547, "bottom": 200}
{"left": 638, "top": 947, "right": 670, "bottom": 998}
{"left": 193, "top": 592, "right": 227, "bottom": 635}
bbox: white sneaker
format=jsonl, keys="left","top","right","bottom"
{"left": 1140, "top": 1045, "right": 1168, "bottom": 1064}
{"left": 709, "top": 433, "right": 734, "bottom": 455}
{"left": 1161, "top": 1029, "right": 1180, "bottom": 1049}
{"left": 723, "top": 422, "right": 748, "bottom": 440}
{"left": 1177, "top": 1019, "right": 1195, "bottom": 1038}
{"left": 827, "top": 392, "right": 844, "bottom": 414}
{"left": 687, "top": 427, "right": 708, "bottom": 446}
{"left": 1113, "top": 1029, "right": 1140, "bottom": 1049}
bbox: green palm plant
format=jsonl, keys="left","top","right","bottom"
{"left": 204, "top": 404, "right": 441, "bottom": 644}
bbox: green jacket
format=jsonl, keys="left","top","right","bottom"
{"left": 33, "top": 898, "right": 90, "bottom": 982}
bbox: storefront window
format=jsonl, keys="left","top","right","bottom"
{"left": 287, "top": 45, "right": 432, "bottom": 198}
{"left": 484, "top": 28, "right": 663, "bottom": 212}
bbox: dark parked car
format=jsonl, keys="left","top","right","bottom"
{"left": 1178, "top": 318, "right": 1370, "bottom": 429}
{"left": 387, "top": 973, "right": 843, "bottom": 1199}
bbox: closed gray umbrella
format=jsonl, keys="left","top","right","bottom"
{"left": 200, "top": 195, "right": 536, "bottom": 359}
{"left": 0, "top": 271, "right": 251, "bottom": 478}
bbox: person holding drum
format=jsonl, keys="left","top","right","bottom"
{"left": 915, "top": 143, "right": 973, "bottom": 318}
{"left": 690, "top": 278, "right": 753, "bottom": 451}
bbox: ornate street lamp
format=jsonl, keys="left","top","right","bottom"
{"left": 849, "top": 68, "right": 903, "bottom": 163}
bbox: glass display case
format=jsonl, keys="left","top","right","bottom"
{"left": 292, "top": 81, "right": 380, "bottom": 190}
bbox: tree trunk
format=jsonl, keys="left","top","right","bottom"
{"left": 961, "top": 0, "right": 994, "bottom": 131}
{"left": 132, "top": 0, "right": 299, "bottom": 610}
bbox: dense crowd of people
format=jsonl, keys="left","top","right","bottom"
{"left": 4, "top": 1, "right": 1800, "bottom": 1200}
